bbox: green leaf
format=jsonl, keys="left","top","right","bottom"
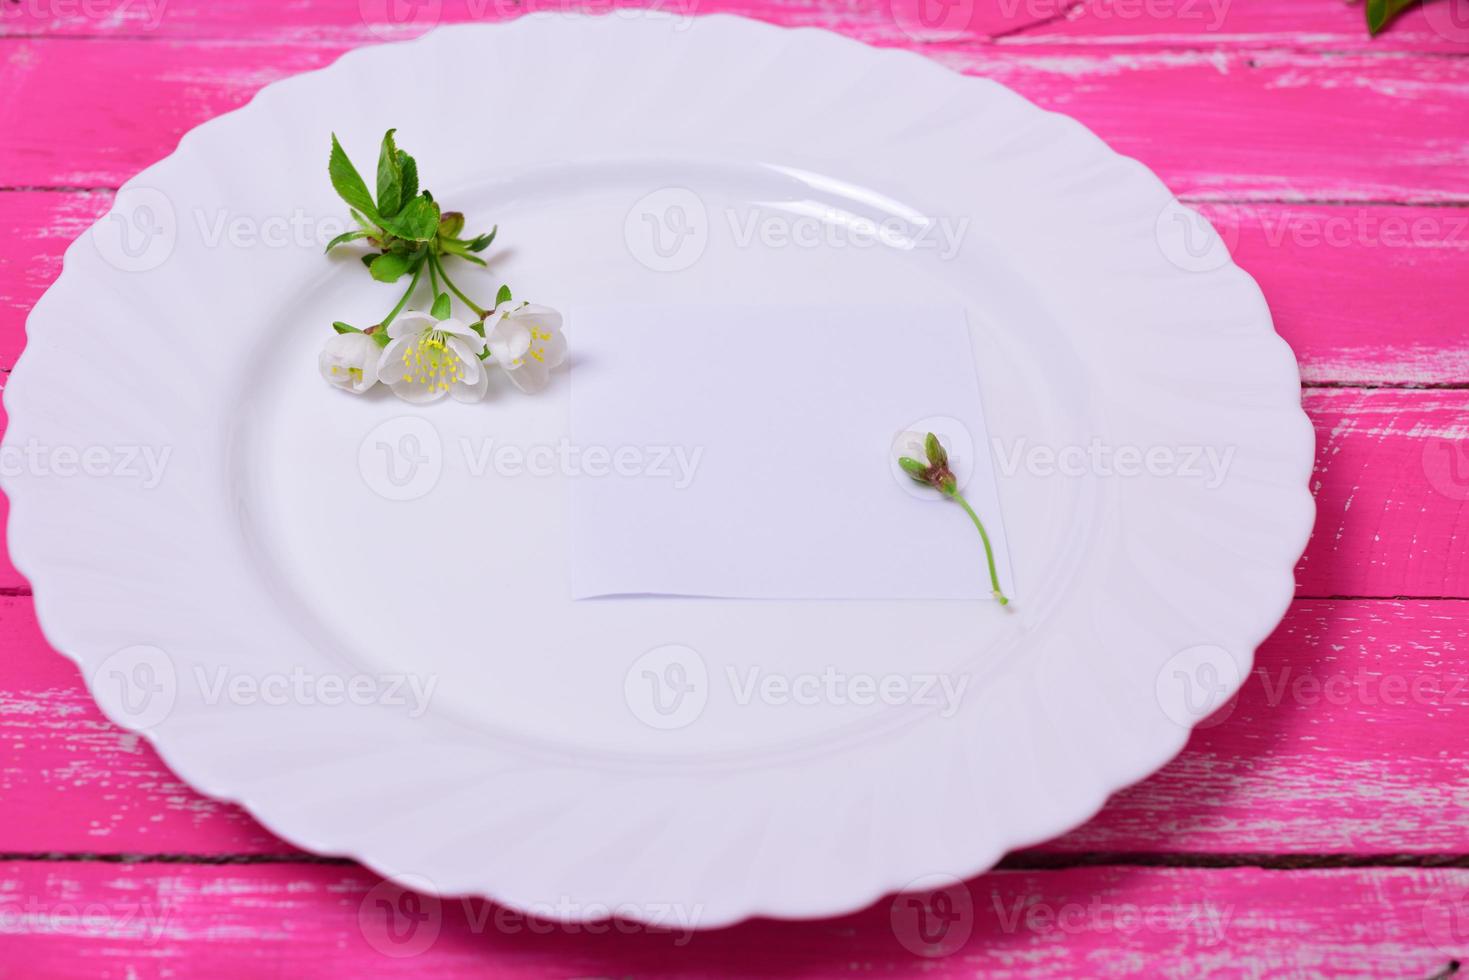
{"left": 396, "top": 151, "right": 419, "bottom": 203}
{"left": 324, "top": 230, "right": 369, "bottom": 253}
{"left": 430, "top": 292, "right": 452, "bottom": 320}
{"left": 495, "top": 284, "right": 512, "bottom": 308}
{"left": 332, "top": 321, "right": 361, "bottom": 334}
{"left": 376, "top": 129, "right": 403, "bottom": 219}
{"left": 328, "top": 134, "right": 380, "bottom": 223}
{"left": 1366, "top": 0, "right": 1416, "bottom": 34}
{"left": 369, "top": 252, "right": 414, "bottom": 283}
{"left": 438, "top": 211, "right": 465, "bottom": 239}
{"left": 467, "top": 226, "right": 498, "bottom": 252}
{"left": 380, "top": 194, "right": 441, "bottom": 242}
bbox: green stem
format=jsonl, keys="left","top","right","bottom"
{"left": 426, "top": 254, "right": 441, "bottom": 300}
{"left": 947, "top": 488, "right": 1009, "bottom": 606}
{"left": 431, "top": 252, "right": 487, "bottom": 319}
{"left": 380, "top": 260, "right": 424, "bottom": 329}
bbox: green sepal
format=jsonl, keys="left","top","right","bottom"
{"left": 439, "top": 240, "right": 487, "bottom": 265}
{"left": 430, "top": 292, "right": 452, "bottom": 320}
{"left": 467, "top": 226, "right": 497, "bottom": 252}
{"left": 370, "top": 330, "right": 391, "bottom": 348}
{"left": 332, "top": 321, "right": 361, "bottom": 334}
{"left": 324, "top": 230, "right": 369, "bottom": 253}
{"left": 898, "top": 457, "right": 926, "bottom": 480}
{"left": 924, "top": 432, "right": 948, "bottom": 469}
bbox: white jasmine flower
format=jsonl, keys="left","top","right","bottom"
{"left": 483, "top": 303, "right": 566, "bottom": 394}
{"left": 378, "top": 311, "right": 488, "bottom": 404}
{"left": 318, "top": 332, "right": 381, "bottom": 394}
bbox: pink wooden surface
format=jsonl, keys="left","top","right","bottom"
{"left": 1, "top": 0, "right": 1467, "bottom": 975}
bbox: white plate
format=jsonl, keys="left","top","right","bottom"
{"left": 3, "top": 13, "right": 1314, "bottom": 927}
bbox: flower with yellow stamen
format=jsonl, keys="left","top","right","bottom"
{"left": 483, "top": 303, "right": 567, "bottom": 394}
{"left": 318, "top": 332, "right": 381, "bottom": 394}
{"left": 377, "top": 311, "right": 488, "bottom": 404}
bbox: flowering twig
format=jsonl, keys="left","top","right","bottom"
{"left": 898, "top": 431, "right": 1009, "bottom": 606}
{"left": 317, "top": 129, "right": 566, "bottom": 403}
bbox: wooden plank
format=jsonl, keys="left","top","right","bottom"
{"left": 1, "top": 596, "right": 1465, "bottom": 857}
{"left": 0, "top": 596, "right": 295, "bottom": 855}
{"left": 3, "top": 194, "right": 1467, "bottom": 386}
{"left": 1300, "top": 388, "right": 1469, "bottom": 600}
{"left": 2, "top": 41, "right": 1468, "bottom": 200}
{"left": 0, "top": 860, "right": 1461, "bottom": 976}
{"left": 1038, "top": 598, "right": 1469, "bottom": 854}
{"left": 1003, "top": 0, "right": 1469, "bottom": 51}
{"left": 2, "top": 0, "right": 1465, "bottom": 53}
{"left": 1201, "top": 203, "right": 1469, "bottom": 387}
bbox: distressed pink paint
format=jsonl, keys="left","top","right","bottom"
{"left": 2, "top": 42, "right": 1469, "bottom": 199}
{"left": 0, "top": 0, "right": 1467, "bottom": 972}
{"left": 3, "top": 0, "right": 1466, "bottom": 51}
{"left": 0, "top": 861, "right": 1462, "bottom": 977}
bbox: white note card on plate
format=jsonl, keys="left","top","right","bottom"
{"left": 567, "top": 305, "right": 1014, "bottom": 601}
